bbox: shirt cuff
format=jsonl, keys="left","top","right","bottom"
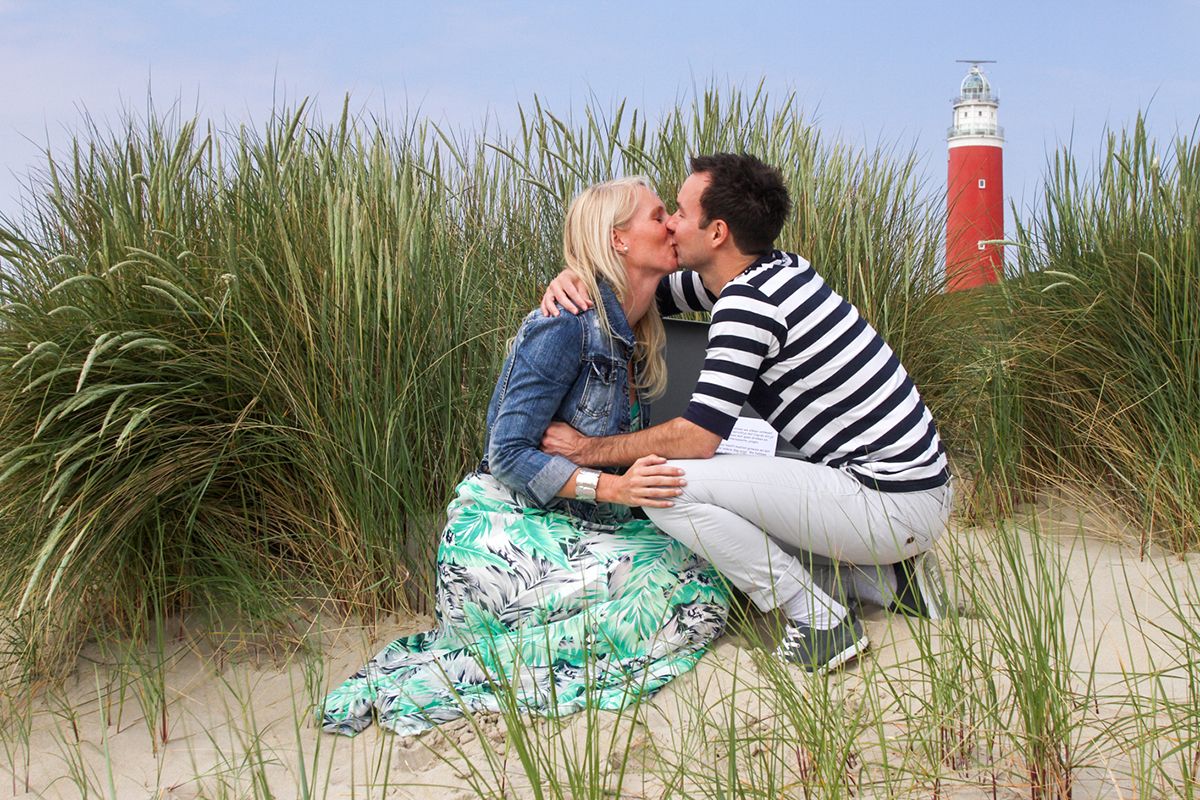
{"left": 683, "top": 400, "right": 737, "bottom": 440}
{"left": 527, "top": 454, "right": 579, "bottom": 505}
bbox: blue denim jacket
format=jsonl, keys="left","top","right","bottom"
{"left": 481, "top": 282, "right": 649, "bottom": 518}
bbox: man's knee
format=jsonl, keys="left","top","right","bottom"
{"left": 665, "top": 458, "right": 745, "bottom": 507}
{"left": 643, "top": 503, "right": 679, "bottom": 529}
{"left": 644, "top": 501, "right": 708, "bottom": 543}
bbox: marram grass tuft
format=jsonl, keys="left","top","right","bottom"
{"left": 0, "top": 88, "right": 951, "bottom": 671}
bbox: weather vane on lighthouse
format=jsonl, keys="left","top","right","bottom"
{"left": 946, "top": 60, "right": 1004, "bottom": 290}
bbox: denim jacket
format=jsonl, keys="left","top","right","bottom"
{"left": 481, "top": 282, "right": 649, "bottom": 518}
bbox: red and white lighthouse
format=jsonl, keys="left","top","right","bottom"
{"left": 946, "top": 62, "right": 1004, "bottom": 290}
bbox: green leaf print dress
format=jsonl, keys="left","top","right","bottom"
{"left": 321, "top": 404, "right": 732, "bottom": 736}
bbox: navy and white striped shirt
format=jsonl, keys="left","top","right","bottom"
{"left": 655, "top": 250, "right": 949, "bottom": 492}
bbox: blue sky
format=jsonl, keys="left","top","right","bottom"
{"left": 2, "top": 1, "right": 1197, "bottom": 231}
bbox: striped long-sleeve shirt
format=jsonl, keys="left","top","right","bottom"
{"left": 654, "top": 250, "right": 949, "bottom": 493}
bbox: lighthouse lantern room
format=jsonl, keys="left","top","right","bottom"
{"left": 946, "top": 62, "right": 1004, "bottom": 290}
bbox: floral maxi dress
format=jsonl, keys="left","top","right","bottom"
{"left": 321, "top": 471, "right": 732, "bottom": 736}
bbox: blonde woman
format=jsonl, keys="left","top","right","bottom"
{"left": 322, "top": 178, "right": 731, "bottom": 736}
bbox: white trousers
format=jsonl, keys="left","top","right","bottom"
{"left": 644, "top": 455, "right": 952, "bottom": 626}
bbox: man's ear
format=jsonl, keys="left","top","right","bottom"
{"left": 708, "top": 219, "right": 731, "bottom": 249}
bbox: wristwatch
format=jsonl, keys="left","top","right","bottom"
{"left": 574, "top": 469, "right": 601, "bottom": 503}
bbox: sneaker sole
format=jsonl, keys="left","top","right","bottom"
{"left": 816, "top": 632, "right": 870, "bottom": 674}
{"left": 775, "top": 632, "right": 870, "bottom": 674}
{"left": 911, "top": 552, "right": 949, "bottom": 620}
{"left": 892, "top": 552, "right": 950, "bottom": 620}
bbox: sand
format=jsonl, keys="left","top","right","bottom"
{"left": 3, "top": 495, "right": 1196, "bottom": 799}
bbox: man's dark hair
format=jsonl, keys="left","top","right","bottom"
{"left": 689, "top": 153, "right": 791, "bottom": 255}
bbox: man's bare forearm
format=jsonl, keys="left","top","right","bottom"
{"left": 578, "top": 417, "right": 720, "bottom": 467}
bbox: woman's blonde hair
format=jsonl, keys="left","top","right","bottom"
{"left": 562, "top": 177, "right": 668, "bottom": 400}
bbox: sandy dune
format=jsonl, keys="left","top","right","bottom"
{"left": 4, "top": 499, "right": 1196, "bottom": 799}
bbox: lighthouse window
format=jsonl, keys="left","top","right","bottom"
{"left": 978, "top": 179, "right": 987, "bottom": 189}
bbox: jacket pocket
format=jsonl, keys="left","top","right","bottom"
{"left": 575, "top": 356, "right": 622, "bottom": 420}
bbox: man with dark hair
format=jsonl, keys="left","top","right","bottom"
{"left": 685, "top": 153, "right": 792, "bottom": 254}
{"left": 540, "top": 153, "right": 951, "bottom": 673}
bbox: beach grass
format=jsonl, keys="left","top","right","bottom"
{"left": 0, "top": 88, "right": 1196, "bottom": 797}
{"left": 0, "top": 86, "right": 951, "bottom": 678}
{"left": 969, "top": 113, "right": 1200, "bottom": 549}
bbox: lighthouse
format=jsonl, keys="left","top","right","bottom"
{"left": 946, "top": 62, "right": 1004, "bottom": 290}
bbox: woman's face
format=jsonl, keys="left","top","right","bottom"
{"left": 617, "top": 187, "right": 678, "bottom": 275}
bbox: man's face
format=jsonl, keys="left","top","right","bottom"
{"left": 666, "top": 172, "right": 712, "bottom": 270}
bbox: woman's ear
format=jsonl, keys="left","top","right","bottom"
{"left": 611, "top": 229, "right": 628, "bottom": 255}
